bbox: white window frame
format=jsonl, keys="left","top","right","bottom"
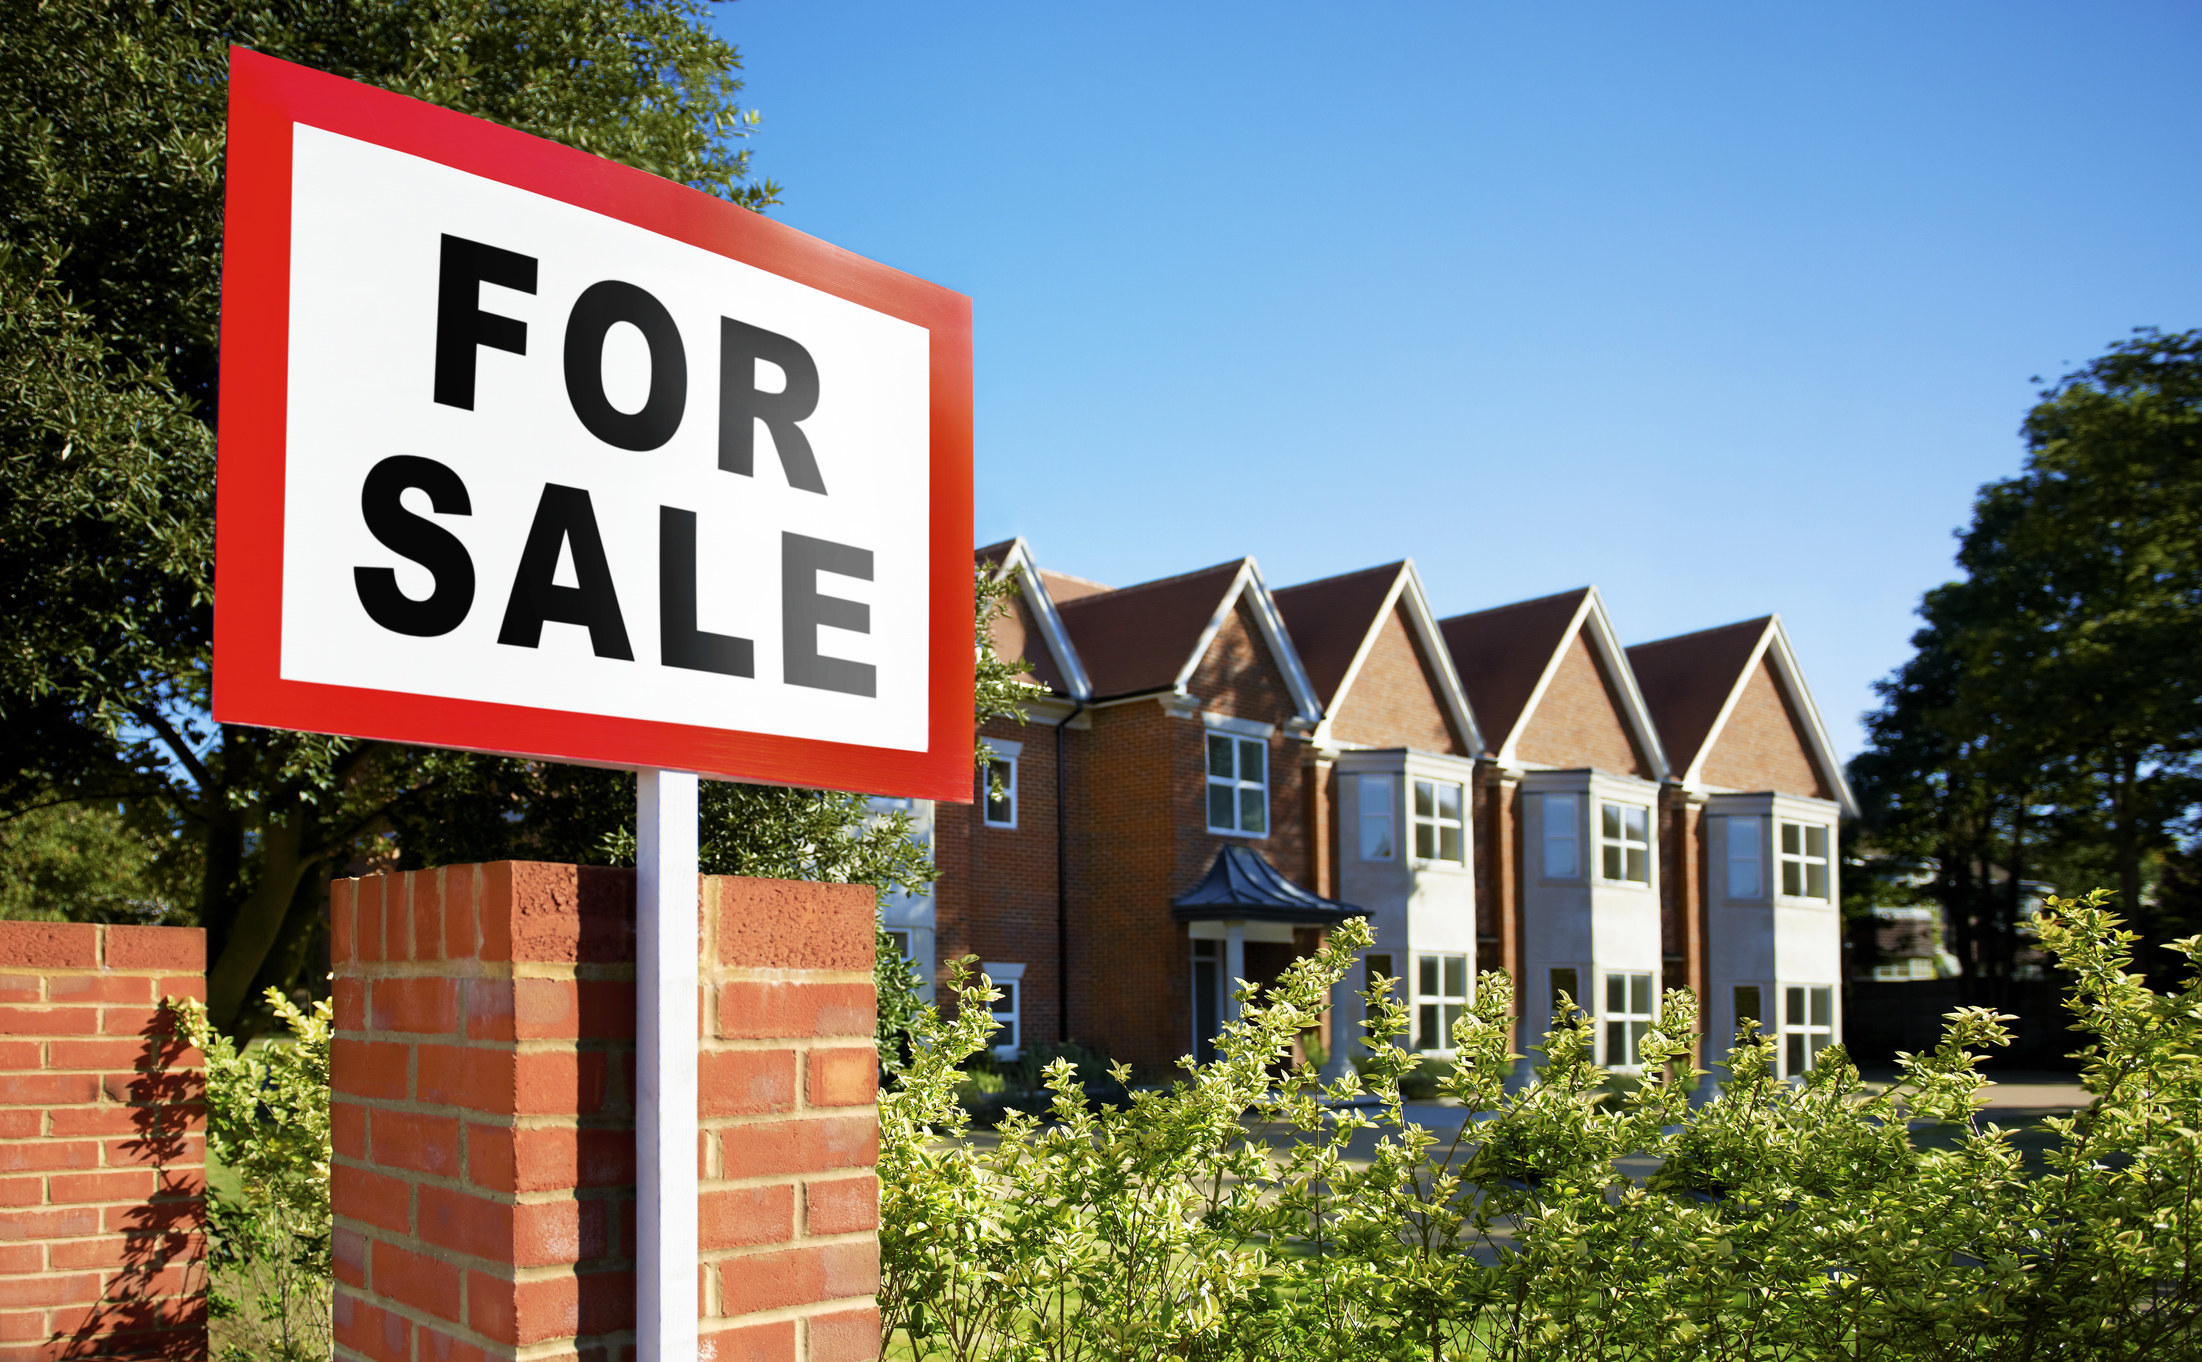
{"left": 1548, "top": 966, "right": 1586, "bottom": 1025}
{"left": 1602, "top": 970, "right": 1655, "bottom": 1070}
{"left": 1412, "top": 778, "right": 1466, "bottom": 864}
{"left": 982, "top": 753, "right": 1018, "bottom": 829}
{"left": 984, "top": 961, "right": 1025, "bottom": 1061}
{"left": 1731, "top": 983, "right": 1766, "bottom": 1045}
{"left": 1726, "top": 814, "right": 1763, "bottom": 899}
{"left": 1542, "top": 793, "right": 1580, "bottom": 879}
{"left": 1780, "top": 983, "right": 1834, "bottom": 1077}
{"left": 1599, "top": 801, "right": 1651, "bottom": 885}
{"left": 1205, "top": 729, "right": 1269, "bottom": 837}
{"left": 1359, "top": 774, "right": 1396, "bottom": 861}
{"left": 1414, "top": 952, "right": 1469, "bottom": 1053}
{"left": 1780, "top": 821, "right": 1831, "bottom": 900}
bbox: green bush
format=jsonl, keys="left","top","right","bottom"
{"left": 880, "top": 895, "right": 2202, "bottom": 1360}
{"left": 169, "top": 988, "right": 332, "bottom": 1362}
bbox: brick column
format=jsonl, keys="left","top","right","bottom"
{"left": 331, "top": 863, "right": 880, "bottom": 1362}
{"left": 0, "top": 922, "right": 207, "bottom": 1362}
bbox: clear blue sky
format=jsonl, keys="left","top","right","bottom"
{"left": 714, "top": 1, "right": 2202, "bottom": 758}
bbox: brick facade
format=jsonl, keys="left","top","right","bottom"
{"left": 1698, "top": 658, "right": 1834, "bottom": 798}
{"left": 1514, "top": 627, "right": 1653, "bottom": 777}
{"left": 0, "top": 922, "right": 206, "bottom": 1362}
{"left": 330, "top": 864, "right": 879, "bottom": 1362}
{"left": 1327, "top": 604, "right": 1468, "bottom": 756}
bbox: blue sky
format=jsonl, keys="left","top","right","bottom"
{"left": 714, "top": 1, "right": 2202, "bottom": 758}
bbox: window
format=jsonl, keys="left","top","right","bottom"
{"left": 984, "top": 963, "right": 1025, "bottom": 1060}
{"left": 1603, "top": 971, "right": 1654, "bottom": 1068}
{"left": 1206, "top": 732, "right": 1267, "bottom": 835}
{"left": 1600, "top": 803, "right": 1651, "bottom": 884}
{"left": 982, "top": 755, "right": 1017, "bottom": 828}
{"left": 1415, "top": 953, "right": 1468, "bottom": 1051}
{"left": 885, "top": 929, "right": 912, "bottom": 960}
{"left": 1364, "top": 952, "right": 1395, "bottom": 998}
{"left": 1543, "top": 794, "right": 1580, "bottom": 878}
{"left": 1359, "top": 775, "right": 1395, "bottom": 860}
{"left": 1413, "top": 779, "right": 1465, "bottom": 863}
{"left": 1782, "top": 985, "right": 1833, "bottom": 1076}
{"left": 1732, "top": 984, "right": 1765, "bottom": 1042}
{"left": 1727, "top": 815, "right": 1763, "bottom": 899}
{"left": 1780, "top": 822, "right": 1830, "bottom": 899}
{"left": 1549, "top": 966, "right": 1582, "bottom": 1020}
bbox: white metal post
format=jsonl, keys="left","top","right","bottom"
{"left": 636, "top": 769, "right": 699, "bottom": 1361}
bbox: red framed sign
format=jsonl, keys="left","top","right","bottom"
{"left": 216, "top": 49, "right": 974, "bottom": 800}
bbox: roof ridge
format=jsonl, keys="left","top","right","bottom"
{"left": 1629, "top": 615, "right": 1774, "bottom": 652}
{"left": 1275, "top": 560, "right": 1407, "bottom": 595}
{"left": 1058, "top": 557, "right": 1246, "bottom": 606}
{"left": 1443, "top": 585, "right": 1592, "bottom": 623}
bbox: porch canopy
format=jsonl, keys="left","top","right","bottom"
{"left": 1171, "top": 844, "right": 1358, "bottom": 927}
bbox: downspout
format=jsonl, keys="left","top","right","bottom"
{"left": 1055, "top": 697, "right": 1085, "bottom": 1043}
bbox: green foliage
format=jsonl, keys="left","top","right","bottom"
{"left": 0, "top": 0, "right": 777, "bottom": 1031}
{"left": 0, "top": 801, "right": 184, "bottom": 923}
{"left": 881, "top": 894, "right": 2202, "bottom": 1360}
{"left": 1853, "top": 328, "right": 2202, "bottom": 997}
{"left": 169, "top": 987, "right": 332, "bottom": 1362}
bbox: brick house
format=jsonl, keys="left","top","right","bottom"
{"left": 910, "top": 542, "right": 1857, "bottom": 1082}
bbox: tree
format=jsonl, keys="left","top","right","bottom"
{"left": 0, "top": 0, "right": 821, "bottom": 1030}
{"left": 1852, "top": 328, "right": 2202, "bottom": 997}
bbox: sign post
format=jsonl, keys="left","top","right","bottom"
{"left": 216, "top": 49, "right": 973, "bottom": 1356}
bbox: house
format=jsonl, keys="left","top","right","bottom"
{"left": 1626, "top": 616, "right": 1858, "bottom": 1079}
{"left": 913, "top": 540, "right": 1857, "bottom": 1083}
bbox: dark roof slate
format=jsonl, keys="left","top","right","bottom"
{"left": 1625, "top": 617, "right": 1770, "bottom": 775}
{"left": 1437, "top": 588, "right": 1590, "bottom": 750}
{"left": 1170, "top": 844, "right": 1359, "bottom": 926}
{"left": 1272, "top": 563, "right": 1405, "bottom": 709}
{"left": 1055, "top": 560, "right": 1245, "bottom": 700}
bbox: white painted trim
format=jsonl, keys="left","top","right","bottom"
{"left": 1185, "top": 919, "right": 1299, "bottom": 943}
{"left": 1171, "top": 559, "right": 1326, "bottom": 724}
{"left": 1202, "top": 712, "right": 1276, "bottom": 739}
{"left": 1679, "top": 618, "right": 1860, "bottom": 820}
{"left": 634, "top": 770, "right": 699, "bottom": 1362}
{"left": 981, "top": 751, "right": 1019, "bottom": 830}
{"left": 992, "top": 538, "right": 1094, "bottom": 702}
{"left": 985, "top": 737, "right": 1024, "bottom": 758}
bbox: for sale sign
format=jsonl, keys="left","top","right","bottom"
{"left": 216, "top": 50, "right": 973, "bottom": 798}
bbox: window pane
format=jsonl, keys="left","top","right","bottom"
{"left": 1239, "top": 738, "right": 1265, "bottom": 784}
{"left": 1624, "top": 805, "right": 1648, "bottom": 841}
{"left": 1546, "top": 831, "right": 1577, "bottom": 879}
{"left": 1808, "top": 1033, "right": 1832, "bottom": 1061}
{"left": 1208, "top": 784, "right": 1234, "bottom": 829}
{"left": 1419, "top": 955, "right": 1440, "bottom": 995}
{"left": 1549, "top": 793, "right": 1576, "bottom": 829}
{"left": 1734, "top": 985, "right": 1762, "bottom": 1030}
{"left": 1438, "top": 782, "right": 1463, "bottom": 819}
{"left": 1806, "top": 862, "right": 1829, "bottom": 899}
{"left": 1414, "top": 780, "right": 1435, "bottom": 818}
{"left": 1362, "top": 774, "right": 1391, "bottom": 817}
{"left": 1365, "top": 954, "right": 1392, "bottom": 994}
{"left": 1810, "top": 986, "right": 1832, "bottom": 1028}
{"left": 1728, "top": 857, "right": 1760, "bottom": 898}
{"left": 1607, "top": 1020, "right": 1630, "bottom": 1066}
{"left": 1415, "top": 823, "right": 1436, "bottom": 860}
{"left": 1418, "top": 1004, "right": 1440, "bottom": 1050}
{"left": 1806, "top": 825, "right": 1829, "bottom": 859}
{"left": 1207, "top": 734, "right": 1233, "bottom": 778}
{"left": 1603, "top": 845, "right": 1623, "bottom": 880}
{"left": 1605, "top": 973, "right": 1626, "bottom": 1013}
{"left": 1550, "top": 968, "right": 1578, "bottom": 1012}
{"left": 1360, "top": 814, "right": 1394, "bottom": 860}
{"left": 1439, "top": 825, "right": 1464, "bottom": 863}
{"left": 1786, "top": 986, "right": 1806, "bottom": 1028}
{"left": 1444, "top": 1003, "right": 1465, "bottom": 1042}
{"left": 1239, "top": 787, "right": 1265, "bottom": 834}
{"left": 1602, "top": 803, "right": 1621, "bottom": 839}
{"left": 1782, "top": 861, "right": 1803, "bottom": 897}
{"left": 1627, "top": 847, "right": 1649, "bottom": 883}
{"left": 1786, "top": 1033, "right": 1806, "bottom": 1076}
{"left": 1630, "top": 973, "right": 1651, "bottom": 1015}
{"left": 993, "top": 980, "right": 1016, "bottom": 1018}
{"left": 1444, "top": 955, "right": 1466, "bottom": 997}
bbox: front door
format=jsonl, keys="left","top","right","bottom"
{"left": 1191, "top": 939, "right": 1221, "bottom": 1064}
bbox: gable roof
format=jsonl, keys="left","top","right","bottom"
{"left": 1437, "top": 586, "right": 1667, "bottom": 777}
{"left": 1274, "top": 561, "right": 1484, "bottom": 754}
{"left": 1170, "top": 844, "right": 1358, "bottom": 925}
{"left": 979, "top": 538, "right": 1092, "bottom": 701}
{"left": 1626, "top": 615, "right": 1859, "bottom": 817}
{"left": 1054, "top": 557, "right": 1323, "bottom": 721}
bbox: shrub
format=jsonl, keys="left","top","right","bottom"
{"left": 169, "top": 988, "right": 332, "bottom": 1362}
{"left": 879, "top": 894, "right": 2202, "bottom": 1360}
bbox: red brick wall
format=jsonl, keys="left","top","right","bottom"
{"left": 934, "top": 714, "right": 1064, "bottom": 1045}
{"left": 1514, "top": 627, "right": 1653, "bottom": 777}
{"left": 1698, "top": 659, "right": 1832, "bottom": 798}
{"left": 1328, "top": 603, "right": 1469, "bottom": 756}
{"left": 0, "top": 922, "right": 206, "bottom": 1362}
{"left": 330, "top": 864, "right": 879, "bottom": 1362}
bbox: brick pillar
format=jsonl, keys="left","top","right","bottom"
{"left": 331, "top": 863, "right": 880, "bottom": 1362}
{"left": 0, "top": 922, "right": 207, "bottom": 1362}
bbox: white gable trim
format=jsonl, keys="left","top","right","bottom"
{"left": 1686, "top": 618, "right": 1859, "bottom": 819}
{"left": 990, "top": 538, "right": 1093, "bottom": 703}
{"left": 1496, "top": 587, "right": 1670, "bottom": 781}
{"left": 1171, "top": 559, "right": 1325, "bottom": 725}
{"left": 1315, "top": 563, "right": 1487, "bottom": 756}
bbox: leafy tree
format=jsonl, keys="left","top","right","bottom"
{"left": 1852, "top": 328, "right": 2202, "bottom": 997}
{"left": 0, "top": 0, "right": 962, "bottom": 1033}
{"left": 0, "top": 801, "right": 183, "bottom": 923}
